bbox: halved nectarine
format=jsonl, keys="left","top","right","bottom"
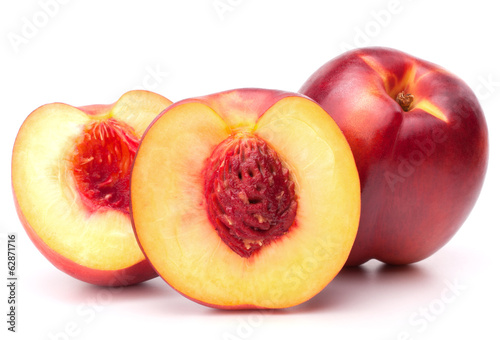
{"left": 12, "top": 90, "right": 172, "bottom": 286}
{"left": 131, "top": 89, "right": 360, "bottom": 309}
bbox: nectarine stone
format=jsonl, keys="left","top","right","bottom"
{"left": 204, "top": 132, "right": 297, "bottom": 258}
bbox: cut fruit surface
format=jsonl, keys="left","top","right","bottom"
{"left": 12, "top": 90, "right": 172, "bottom": 286}
{"left": 131, "top": 89, "right": 360, "bottom": 308}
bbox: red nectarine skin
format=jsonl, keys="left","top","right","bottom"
{"left": 300, "top": 47, "right": 488, "bottom": 265}
{"left": 79, "top": 104, "right": 113, "bottom": 116}
{"left": 204, "top": 132, "right": 297, "bottom": 257}
{"left": 71, "top": 118, "right": 139, "bottom": 215}
{"left": 197, "top": 89, "right": 292, "bottom": 119}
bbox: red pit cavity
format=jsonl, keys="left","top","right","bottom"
{"left": 71, "top": 118, "right": 139, "bottom": 215}
{"left": 204, "top": 133, "right": 298, "bottom": 258}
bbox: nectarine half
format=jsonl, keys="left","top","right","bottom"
{"left": 12, "top": 90, "right": 172, "bottom": 286}
{"left": 131, "top": 89, "right": 360, "bottom": 309}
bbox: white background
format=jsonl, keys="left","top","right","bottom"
{"left": 1, "top": 0, "right": 499, "bottom": 339}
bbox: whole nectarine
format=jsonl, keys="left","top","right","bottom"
{"left": 300, "top": 47, "right": 488, "bottom": 265}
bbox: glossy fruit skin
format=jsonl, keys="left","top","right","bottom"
{"left": 300, "top": 47, "right": 488, "bottom": 266}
